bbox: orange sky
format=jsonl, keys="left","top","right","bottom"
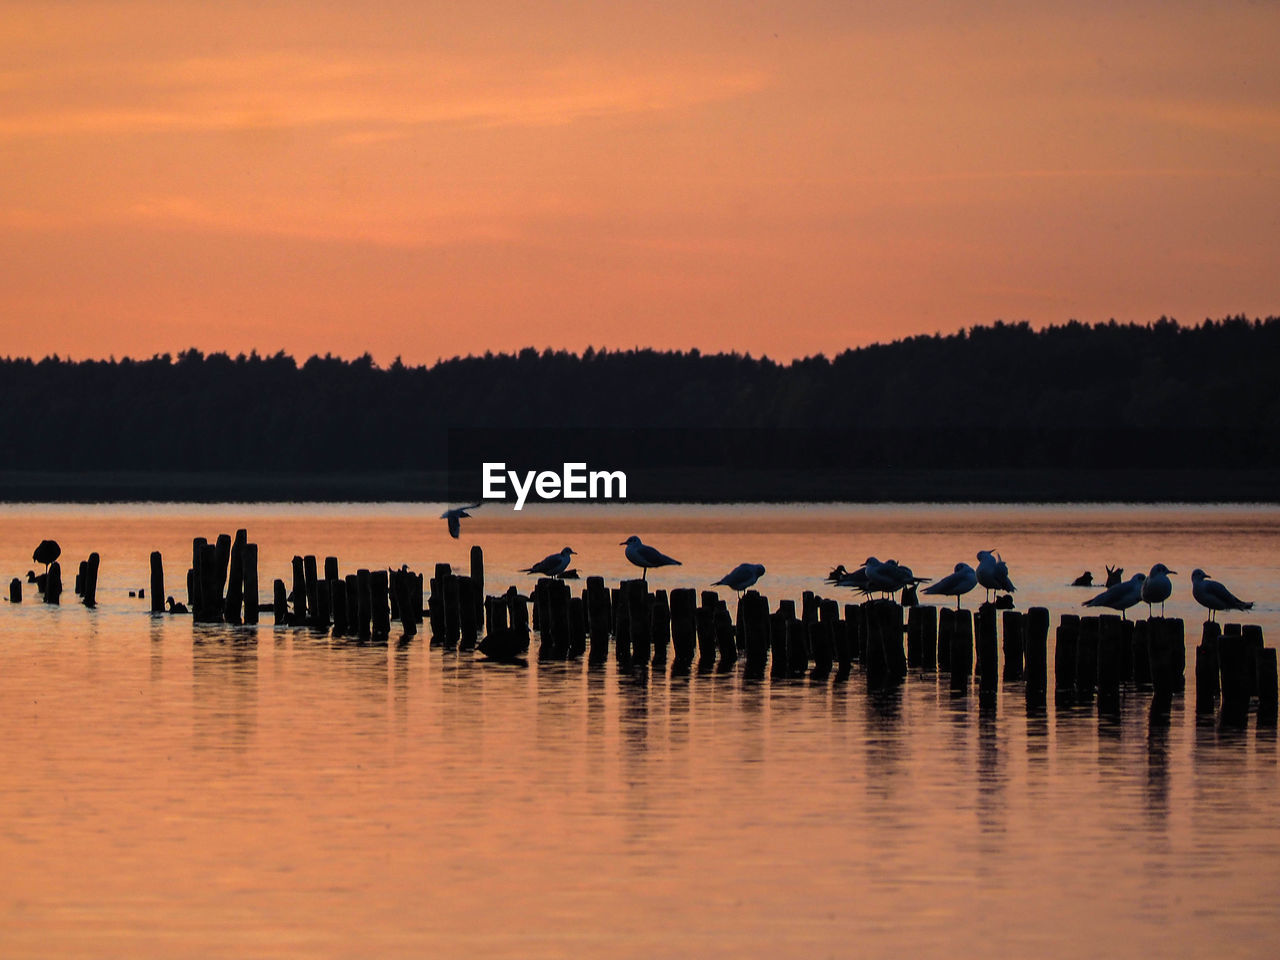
{"left": 1, "top": 0, "right": 1277, "bottom": 363}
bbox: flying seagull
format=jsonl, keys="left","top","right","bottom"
{"left": 440, "top": 503, "right": 481, "bottom": 540}
{"left": 621, "top": 535, "right": 681, "bottom": 582}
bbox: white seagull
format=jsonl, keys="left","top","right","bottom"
{"left": 976, "top": 549, "right": 1016, "bottom": 602}
{"left": 1140, "top": 563, "right": 1176, "bottom": 616}
{"left": 713, "top": 562, "right": 765, "bottom": 597}
{"left": 922, "top": 562, "right": 978, "bottom": 609}
{"left": 440, "top": 502, "right": 481, "bottom": 539}
{"left": 1083, "top": 573, "right": 1146, "bottom": 620}
{"left": 1190, "top": 568, "right": 1253, "bottom": 622}
{"left": 621, "top": 535, "right": 681, "bottom": 581}
{"left": 521, "top": 547, "right": 576, "bottom": 578}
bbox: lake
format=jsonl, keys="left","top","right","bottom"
{"left": 1, "top": 502, "right": 1277, "bottom": 958}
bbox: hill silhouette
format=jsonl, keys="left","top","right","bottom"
{"left": 1, "top": 316, "right": 1277, "bottom": 502}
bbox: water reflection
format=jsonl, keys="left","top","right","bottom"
{"left": 191, "top": 629, "right": 258, "bottom": 751}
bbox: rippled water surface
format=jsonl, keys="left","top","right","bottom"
{"left": 1, "top": 502, "right": 1278, "bottom": 958}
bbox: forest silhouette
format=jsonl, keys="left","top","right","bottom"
{"left": 1, "top": 316, "right": 1276, "bottom": 501}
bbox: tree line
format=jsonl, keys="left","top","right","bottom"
{"left": 0, "top": 316, "right": 1276, "bottom": 484}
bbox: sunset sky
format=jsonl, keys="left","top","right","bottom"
{"left": 2, "top": 1, "right": 1277, "bottom": 363}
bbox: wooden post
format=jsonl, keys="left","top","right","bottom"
{"left": 669, "top": 587, "right": 697, "bottom": 672}
{"left": 1055, "top": 614, "right": 1078, "bottom": 699}
{"left": 1243, "top": 624, "right": 1264, "bottom": 699}
{"left": 8, "top": 578, "right": 19, "bottom": 603}
{"left": 906, "top": 606, "right": 924, "bottom": 669}
{"left": 950, "top": 609, "right": 973, "bottom": 693}
{"left": 713, "top": 601, "right": 736, "bottom": 672}
{"left": 303, "top": 555, "right": 320, "bottom": 627}
{"left": 1133, "top": 620, "right": 1152, "bottom": 688}
{"left": 695, "top": 606, "right": 716, "bottom": 673}
{"left": 370, "top": 570, "right": 391, "bottom": 642}
{"left": 75, "top": 561, "right": 85, "bottom": 596}
{"left": 238, "top": 543, "right": 257, "bottom": 625}
{"left": 457, "top": 575, "right": 477, "bottom": 649}
{"left": 937, "top": 607, "right": 954, "bottom": 672}
{"left": 331, "top": 575, "right": 349, "bottom": 636}
{"left": 1195, "top": 620, "right": 1221, "bottom": 714}
{"left": 148, "top": 551, "right": 164, "bottom": 613}
{"left": 741, "top": 591, "right": 769, "bottom": 680}
{"left": 44, "top": 561, "right": 62, "bottom": 605}
{"left": 190, "top": 538, "right": 206, "bottom": 614}
{"left": 976, "top": 605, "right": 998, "bottom": 694}
{"left": 223, "top": 529, "right": 245, "bottom": 624}
{"left": 809, "top": 619, "right": 833, "bottom": 682}
{"left": 1169, "top": 618, "right": 1186, "bottom": 695}
{"left": 272, "top": 579, "right": 287, "bottom": 624}
{"left": 1076, "top": 617, "right": 1099, "bottom": 703}
{"left": 865, "top": 602, "right": 888, "bottom": 689}
{"left": 1149, "top": 618, "right": 1176, "bottom": 720}
{"left": 1025, "top": 607, "right": 1049, "bottom": 704}
{"left": 650, "top": 590, "right": 670, "bottom": 666}
{"left": 769, "top": 610, "right": 789, "bottom": 680}
{"left": 212, "top": 533, "right": 231, "bottom": 611}
{"left": 1257, "top": 646, "right": 1278, "bottom": 727}
{"left": 568, "top": 595, "right": 586, "bottom": 659}
{"left": 290, "top": 556, "right": 307, "bottom": 626}
{"left": 470, "top": 545, "right": 485, "bottom": 625}
{"left": 586, "top": 576, "right": 612, "bottom": 665}
{"left": 1097, "top": 615, "right": 1123, "bottom": 709}
{"left": 81, "top": 552, "right": 100, "bottom": 608}
{"left": 344, "top": 575, "right": 359, "bottom": 636}
{"left": 845, "top": 603, "right": 866, "bottom": 664}
{"left": 199, "top": 543, "right": 220, "bottom": 622}
{"left": 626, "top": 579, "right": 650, "bottom": 667}
{"left": 443, "top": 574, "right": 461, "bottom": 649}
{"left": 833, "top": 619, "right": 852, "bottom": 682}
{"left": 614, "top": 586, "right": 631, "bottom": 669}
{"left": 1218, "top": 629, "right": 1251, "bottom": 728}
{"left": 1001, "top": 610, "right": 1024, "bottom": 682}
{"left": 883, "top": 602, "right": 907, "bottom": 682}
{"left": 355, "top": 569, "right": 372, "bottom": 642}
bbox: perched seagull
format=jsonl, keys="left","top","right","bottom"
{"left": 1190, "top": 568, "right": 1253, "bottom": 622}
{"left": 621, "top": 535, "right": 681, "bottom": 581}
{"left": 1141, "top": 563, "right": 1177, "bottom": 616}
{"left": 833, "top": 566, "right": 873, "bottom": 593}
{"left": 713, "top": 562, "right": 766, "bottom": 597}
{"left": 864, "top": 557, "right": 929, "bottom": 597}
{"left": 440, "top": 502, "right": 481, "bottom": 539}
{"left": 922, "top": 562, "right": 978, "bottom": 609}
{"left": 976, "top": 550, "right": 1016, "bottom": 602}
{"left": 1071, "top": 571, "right": 1094, "bottom": 587}
{"left": 522, "top": 547, "right": 576, "bottom": 578}
{"left": 826, "top": 564, "right": 849, "bottom": 584}
{"left": 1083, "top": 573, "right": 1146, "bottom": 620}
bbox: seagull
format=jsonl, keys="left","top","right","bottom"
{"left": 522, "top": 547, "right": 576, "bottom": 578}
{"left": 1141, "top": 563, "right": 1176, "bottom": 616}
{"left": 1104, "top": 565, "right": 1123, "bottom": 588}
{"left": 1190, "top": 568, "right": 1253, "bottom": 622}
{"left": 165, "top": 595, "right": 188, "bottom": 614}
{"left": 621, "top": 535, "right": 681, "bottom": 581}
{"left": 976, "top": 550, "right": 1016, "bottom": 602}
{"left": 1071, "top": 571, "right": 1094, "bottom": 587}
{"left": 825, "top": 564, "right": 849, "bottom": 584}
{"left": 833, "top": 565, "right": 873, "bottom": 593}
{"left": 922, "top": 562, "right": 978, "bottom": 609}
{"left": 440, "top": 502, "right": 482, "bottom": 539}
{"left": 1083, "top": 573, "right": 1146, "bottom": 620}
{"left": 713, "top": 563, "right": 766, "bottom": 597}
{"left": 863, "top": 557, "right": 929, "bottom": 598}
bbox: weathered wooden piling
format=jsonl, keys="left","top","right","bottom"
{"left": 1148, "top": 618, "right": 1177, "bottom": 720}
{"left": 470, "top": 546, "right": 485, "bottom": 624}
{"left": 1169, "top": 618, "right": 1187, "bottom": 695}
{"left": 355, "top": 569, "right": 372, "bottom": 642}
{"left": 331, "top": 575, "right": 349, "bottom": 635}
{"left": 694, "top": 606, "right": 716, "bottom": 673}
{"left": 443, "top": 574, "right": 461, "bottom": 649}
{"left": 975, "top": 605, "right": 997, "bottom": 682}
{"left": 391, "top": 571, "right": 414, "bottom": 638}
{"left": 1076, "top": 617, "right": 1100, "bottom": 702}
{"left": 1001, "top": 610, "right": 1024, "bottom": 682}
{"left": 586, "top": 576, "right": 612, "bottom": 665}
{"left": 1133, "top": 620, "right": 1152, "bottom": 688}
{"left": 1195, "top": 620, "right": 1221, "bottom": 714}
{"left": 198, "top": 543, "right": 221, "bottom": 622}
{"left": 845, "top": 603, "right": 866, "bottom": 665}
{"left": 739, "top": 591, "right": 770, "bottom": 680}
{"left": 949, "top": 609, "right": 973, "bottom": 693}
{"left": 1097, "top": 616, "right": 1123, "bottom": 708}
{"left": 45, "top": 562, "right": 62, "bottom": 604}
{"left": 568, "top": 595, "right": 586, "bottom": 658}
{"left": 8, "top": 578, "right": 20, "bottom": 603}
{"left": 273, "top": 579, "right": 288, "bottom": 624}
{"left": 713, "top": 601, "right": 736, "bottom": 672}
{"left": 622, "top": 579, "right": 649, "bottom": 667}
{"left": 650, "top": 590, "right": 670, "bottom": 666}
{"left": 1243, "top": 624, "right": 1264, "bottom": 699}
{"left": 1025, "top": 607, "right": 1049, "bottom": 703}
{"left": 344, "top": 575, "right": 359, "bottom": 635}
{"left": 937, "top": 607, "right": 954, "bottom": 672}
{"left": 769, "top": 609, "right": 789, "bottom": 680}
{"left": 81, "top": 552, "right": 100, "bottom": 608}
{"left": 75, "top": 561, "right": 85, "bottom": 596}
{"left": 1218, "top": 629, "right": 1251, "bottom": 728}
{"left": 614, "top": 587, "right": 631, "bottom": 669}
{"left": 457, "top": 576, "right": 477, "bottom": 649}
{"left": 303, "top": 555, "right": 320, "bottom": 627}
{"left": 669, "top": 587, "right": 697, "bottom": 671}
{"left": 507, "top": 587, "right": 530, "bottom": 649}
{"left": 241, "top": 543, "right": 258, "bottom": 625}
{"left": 1257, "top": 645, "right": 1278, "bottom": 727}
{"left": 370, "top": 570, "right": 391, "bottom": 642}
{"left": 148, "top": 551, "right": 164, "bottom": 613}
{"left": 290, "top": 556, "right": 307, "bottom": 626}
{"left": 809, "top": 619, "right": 833, "bottom": 682}
{"left": 1054, "top": 614, "right": 1078, "bottom": 699}
{"left": 222, "top": 530, "right": 245, "bottom": 624}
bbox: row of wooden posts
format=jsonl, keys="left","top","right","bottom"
{"left": 7, "top": 553, "right": 101, "bottom": 607}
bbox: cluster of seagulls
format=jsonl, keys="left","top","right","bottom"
{"left": 1078, "top": 563, "right": 1254, "bottom": 620}
{"left": 446, "top": 503, "right": 1257, "bottom": 622}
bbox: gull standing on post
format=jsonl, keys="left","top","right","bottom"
{"left": 621, "top": 536, "right": 681, "bottom": 582}
{"left": 522, "top": 547, "right": 576, "bottom": 578}
{"left": 922, "top": 562, "right": 978, "bottom": 609}
{"left": 1141, "top": 563, "right": 1176, "bottom": 616}
{"left": 1190, "top": 568, "right": 1253, "bottom": 622}
{"left": 713, "top": 563, "right": 766, "bottom": 598}
{"left": 1083, "top": 573, "right": 1146, "bottom": 620}
{"left": 440, "top": 503, "right": 481, "bottom": 540}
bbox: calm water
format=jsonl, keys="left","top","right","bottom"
{"left": 1, "top": 502, "right": 1278, "bottom": 959}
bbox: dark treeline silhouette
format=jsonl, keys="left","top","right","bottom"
{"left": 1, "top": 316, "right": 1277, "bottom": 500}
